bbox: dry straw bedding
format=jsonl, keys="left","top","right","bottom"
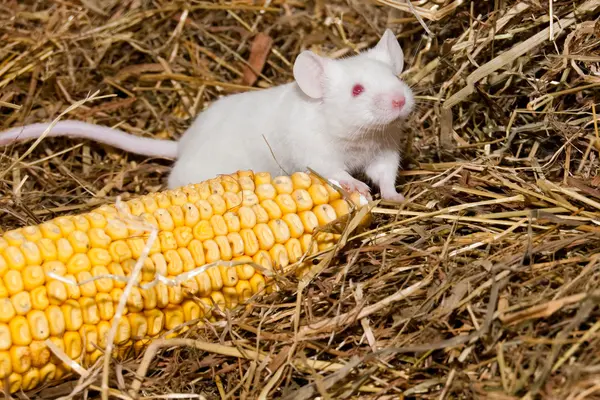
{"left": 1, "top": 0, "right": 600, "bottom": 399}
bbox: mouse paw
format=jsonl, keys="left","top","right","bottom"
{"left": 381, "top": 190, "right": 405, "bottom": 203}
{"left": 338, "top": 179, "right": 372, "bottom": 199}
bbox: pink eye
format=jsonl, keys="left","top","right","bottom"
{"left": 352, "top": 84, "right": 364, "bottom": 97}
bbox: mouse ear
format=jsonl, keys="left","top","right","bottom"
{"left": 369, "top": 28, "right": 405, "bottom": 75}
{"left": 293, "top": 51, "right": 327, "bottom": 99}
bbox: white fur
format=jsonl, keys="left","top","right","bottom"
{"left": 0, "top": 29, "right": 414, "bottom": 201}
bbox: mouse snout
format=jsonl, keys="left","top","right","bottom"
{"left": 391, "top": 97, "right": 405, "bottom": 109}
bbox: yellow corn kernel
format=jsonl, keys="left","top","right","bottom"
{"left": 4, "top": 231, "right": 25, "bottom": 246}
{"left": 308, "top": 184, "right": 330, "bottom": 206}
{"left": 207, "top": 267, "right": 223, "bottom": 291}
{"left": 30, "top": 340, "right": 51, "bottom": 367}
{"left": 165, "top": 249, "right": 183, "bottom": 276}
{"left": 63, "top": 274, "right": 81, "bottom": 300}
{"left": 195, "top": 273, "right": 213, "bottom": 297}
{"left": 0, "top": 299, "right": 15, "bottom": 323}
{"left": 223, "top": 191, "right": 242, "bottom": 210}
{"left": 88, "top": 247, "right": 112, "bottom": 266}
{"left": 0, "top": 281, "right": 6, "bottom": 297}
{"left": 56, "top": 238, "right": 74, "bottom": 263}
{"left": 46, "top": 280, "right": 68, "bottom": 305}
{"left": 261, "top": 199, "right": 283, "bottom": 220}
{"left": 112, "top": 317, "right": 131, "bottom": 345}
{"left": 66, "top": 253, "right": 92, "bottom": 275}
{"left": 167, "top": 205, "right": 185, "bottom": 227}
{"left": 21, "top": 241, "right": 42, "bottom": 265}
{"left": 253, "top": 250, "right": 273, "bottom": 273}
{"left": 182, "top": 277, "right": 199, "bottom": 297}
{"left": 105, "top": 219, "right": 129, "bottom": 240}
{"left": 219, "top": 265, "right": 238, "bottom": 287}
{"left": 240, "top": 229, "right": 260, "bottom": 256}
{"left": 61, "top": 299, "right": 83, "bottom": 331}
{"left": 47, "top": 336, "right": 65, "bottom": 364}
{"left": 253, "top": 172, "right": 270, "bottom": 185}
{"left": 285, "top": 238, "right": 303, "bottom": 263}
{"left": 3, "top": 247, "right": 26, "bottom": 270}
{"left": 0, "top": 238, "right": 7, "bottom": 252}
{"left": 26, "top": 310, "right": 49, "bottom": 341}
{"left": 79, "top": 297, "right": 100, "bottom": 325}
{"left": 164, "top": 306, "right": 184, "bottom": 330}
{"left": 21, "top": 368, "right": 40, "bottom": 391}
{"left": 10, "top": 346, "right": 31, "bottom": 374}
{"left": 39, "top": 363, "right": 56, "bottom": 384}
{"left": 234, "top": 256, "right": 256, "bottom": 280}
{"left": 85, "top": 212, "right": 107, "bottom": 229}
{"left": 208, "top": 180, "right": 225, "bottom": 196}
{"left": 3, "top": 270, "right": 23, "bottom": 295}
{"left": 173, "top": 226, "right": 193, "bottom": 248}
{"left": 236, "top": 280, "right": 253, "bottom": 303}
{"left": 250, "top": 274, "right": 266, "bottom": 294}
{"left": 140, "top": 287, "right": 157, "bottom": 310}
{"left": 300, "top": 234, "right": 318, "bottom": 254}
{"left": 109, "top": 240, "right": 132, "bottom": 263}
{"left": 298, "top": 211, "right": 319, "bottom": 233}
{"left": 22, "top": 226, "right": 42, "bottom": 243}
{"left": 141, "top": 258, "right": 156, "bottom": 282}
{"left": 208, "top": 194, "right": 227, "bottom": 215}
{"left": 158, "top": 231, "right": 178, "bottom": 252}
{"left": 127, "top": 287, "right": 144, "bottom": 313}
{"left": 313, "top": 204, "right": 338, "bottom": 225}
{"left": 330, "top": 198, "right": 351, "bottom": 216}
{"left": 30, "top": 288, "right": 50, "bottom": 311}
{"left": 96, "top": 293, "right": 114, "bottom": 321}
{"left": 182, "top": 203, "right": 201, "bottom": 227}
{"left": 253, "top": 224, "right": 275, "bottom": 250}
{"left": 153, "top": 209, "right": 174, "bottom": 231}
{"left": 36, "top": 238, "right": 58, "bottom": 262}
{"left": 182, "top": 300, "right": 202, "bottom": 322}
{"left": 209, "top": 215, "right": 228, "bottom": 236}
{"left": 63, "top": 331, "right": 83, "bottom": 360}
{"left": 43, "top": 260, "right": 66, "bottom": 276}
{"left": 272, "top": 175, "right": 294, "bottom": 194}
{"left": 84, "top": 349, "right": 103, "bottom": 366}
{"left": 128, "top": 313, "right": 148, "bottom": 339}
{"left": 252, "top": 204, "right": 269, "bottom": 224}
{"left": 97, "top": 321, "right": 110, "bottom": 349}
{"left": 195, "top": 199, "right": 213, "bottom": 220}
{"left": 107, "top": 263, "right": 127, "bottom": 289}
{"left": 144, "top": 309, "right": 165, "bottom": 336}
{"left": 215, "top": 235, "right": 232, "bottom": 261}
{"left": 22, "top": 265, "right": 45, "bottom": 291}
{"left": 0, "top": 351, "right": 10, "bottom": 378}
{"left": 290, "top": 171, "right": 311, "bottom": 189}
{"left": 238, "top": 176, "right": 255, "bottom": 191}
{"left": 227, "top": 232, "right": 244, "bottom": 257}
{"left": 178, "top": 248, "right": 195, "bottom": 272}
{"left": 72, "top": 215, "right": 91, "bottom": 232}
{"left": 0, "top": 254, "right": 7, "bottom": 278}
{"left": 203, "top": 239, "right": 220, "bottom": 263}
{"left": 223, "top": 287, "right": 238, "bottom": 308}
{"left": 193, "top": 220, "right": 214, "bottom": 241}
{"left": 292, "top": 189, "right": 314, "bottom": 212}
{"left": 11, "top": 292, "right": 32, "bottom": 315}
{"left": 210, "top": 291, "right": 226, "bottom": 310}
{"left": 91, "top": 266, "right": 113, "bottom": 293}
{"left": 67, "top": 231, "right": 90, "bottom": 254}
{"left": 54, "top": 217, "right": 76, "bottom": 237}
{"left": 187, "top": 239, "right": 205, "bottom": 266}
{"left": 40, "top": 222, "right": 62, "bottom": 240}
{"left": 155, "top": 283, "right": 169, "bottom": 308}
{"left": 269, "top": 244, "right": 289, "bottom": 269}
{"left": 46, "top": 305, "right": 66, "bottom": 336}
{"left": 88, "top": 228, "right": 112, "bottom": 249}
{"left": 76, "top": 271, "right": 96, "bottom": 298}
{"left": 167, "top": 284, "right": 183, "bottom": 305}
{"left": 0, "top": 324, "right": 10, "bottom": 351}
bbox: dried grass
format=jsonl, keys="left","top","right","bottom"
{"left": 1, "top": 0, "right": 600, "bottom": 399}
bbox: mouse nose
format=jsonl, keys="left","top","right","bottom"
{"left": 392, "top": 97, "right": 405, "bottom": 109}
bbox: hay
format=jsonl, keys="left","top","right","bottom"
{"left": 1, "top": 0, "right": 600, "bottom": 398}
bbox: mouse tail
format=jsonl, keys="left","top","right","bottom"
{"left": 0, "top": 120, "right": 178, "bottom": 159}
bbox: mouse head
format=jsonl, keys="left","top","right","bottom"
{"left": 293, "top": 29, "right": 414, "bottom": 132}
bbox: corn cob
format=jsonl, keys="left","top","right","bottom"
{"left": 0, "top": 170, "right": 366, "bottom": 393}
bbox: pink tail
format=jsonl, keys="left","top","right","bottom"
{"left": 0, "top": 121, "right": 178, "bottom": 158}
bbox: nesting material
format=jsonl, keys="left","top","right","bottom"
{"left": 1, "top": 0, "right": 600, "bottom": 399}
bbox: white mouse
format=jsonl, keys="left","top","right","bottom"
{"left": 0, "top": 29, "right": 413, "bottom": 201}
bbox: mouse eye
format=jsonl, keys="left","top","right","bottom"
{"left": 352, "top": 84, "right": 364, "bottom": 97}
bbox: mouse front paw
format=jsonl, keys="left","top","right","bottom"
{"left": 380, "top": 189, "right": 405, "bottom": 203}
{"left": 337, "top": 178, "right": 372, "bottom": 200}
